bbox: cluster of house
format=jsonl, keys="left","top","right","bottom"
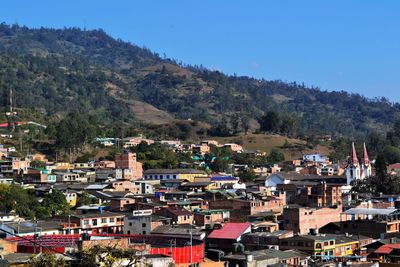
{"left": 0, "top": 140, "right": 399, "bottom": 266}
{"left": 95, "top": 136, "right": 244, "bottom": 154}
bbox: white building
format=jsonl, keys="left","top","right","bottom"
{"left": 346, "top": 142, "right": 372, "bottom": 185}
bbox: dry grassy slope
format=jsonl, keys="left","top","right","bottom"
{"left": 212, "top": 133, "right": 332, "bottom": 160}
{"left": 128, "top": 100, "right": 175, "bottom": 125}
{"left": 105, "top": 81, "right": 175, "bottom": 125}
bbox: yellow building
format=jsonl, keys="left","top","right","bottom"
{"left": 334, "top": 237, "right": 359, "bottom": 257}
{"left": 63, "top": 191, "right": 77, "bottom": 207}
{"left": 54, "top": 162, "right": 74, "bottom": 170}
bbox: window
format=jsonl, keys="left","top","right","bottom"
{"left": 316, "top": 243, "right": 322, "bottom": 249}
{"left": 329, "top": 241, "right": 334, "bottom": 245}
{"left": 84, "top": 220, "right": 89, "bottom": 225}
{"left": 142, "top": 223, "right": 146, "bottom": 227}
{"left": 127, "top": 230, "right": 131, "bottom": 234}
{"left": 324, "top": 242, "right": 329, "bottom": 246}
{"left": 110, "top": 218, "right": 115, "bottom": 223}
{"left": 143, "top": 231, "right": 146, "bottom": 234}
{"left": 129, "top": 222, "right": 132, "bottom": 226}
{"left": 101, "top": 218, "right": 107, "bottom": 223}
{"left": 92, "top": 219, "right": 97, "bottom": 226}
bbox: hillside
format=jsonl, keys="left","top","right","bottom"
{"left": 213, "top": 133, "right": 332, "bottom": 160}
{"left": 0, "top": 23, "right": 398, "bottom": 137}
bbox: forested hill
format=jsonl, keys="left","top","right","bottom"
{"left": 0, "top": 23, "right": 398, "bottom": 137}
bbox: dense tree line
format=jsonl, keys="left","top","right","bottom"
{"left": 0, "top": 23, "right": 398, "bottom": 138}
{"left": 0, "top": 185, "right": 70, "bottom": 219}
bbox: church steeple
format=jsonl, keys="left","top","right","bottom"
{"left": 363, "top": 142, "right": 370, "bottom": 166}
{"left": 351, "top": 142, "right": 359, "bottom": 166}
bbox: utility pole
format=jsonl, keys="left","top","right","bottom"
{"left": 190, "top": 222, "right": 193, "bottom": 265}
{"left": 68, "top": 215, "right": 71, "bottom": 235}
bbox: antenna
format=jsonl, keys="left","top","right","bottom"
{"left": 5, "top": 88, "right": 17, "bottom": 132}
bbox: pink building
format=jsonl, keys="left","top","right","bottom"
{"left": 282, "top": 206, "right": 343, "bottom": 235}
{"left": 94, "top": 160, "right": 116, "bottom": 169}
{"left": 115, "top": 152, "right": 143, "bottom": 180}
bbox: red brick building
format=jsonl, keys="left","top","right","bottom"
{"left": 115, "top": 152, "right": 143, "bottom": 180}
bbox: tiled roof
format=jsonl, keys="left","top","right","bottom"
{"left": 374, "top": 244, "right": 400, "bottom": 254}
{"left": 165, "top": 207, "right": 192, "bottom": 216}
{"left": 388, "top": 163, "right": 400, "bottom": 169}
{"left": 208, "top": 222, "right": 251, "bottom": 240}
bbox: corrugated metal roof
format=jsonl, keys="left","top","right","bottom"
{"left": 344, "top": 208, "right": 397, "bottom": 216}
{"left": 208, "top": 223, "right": 250, "bottom": 240}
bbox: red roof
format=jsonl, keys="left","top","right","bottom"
{"left": 208, "top": 223, "right": 251, "bottom": 240}
{"left": 388, "top": 163, "right": 400, "bottom": 170}
{"left": 374, "top": 244, "right": 400, "bottom": 254}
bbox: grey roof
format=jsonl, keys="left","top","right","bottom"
{"left": 151, "top": 224, "right": 204, "bottom": 239}
{"left": 344, "top": 208, "right": 398, "bottom": 216}
{"left": 144, "top": 168, "right": 206, "bottom": 175}
{"left": 3, "top": 253, "right": 33, "bottom": 263}
{"left": 245, "top": 230, "right": 292, "bottom": 237}
{"left": 160, "top": 179, "right": 186, "bottom": 183}
{"left": 3, "top": 220, "right": 63, "bottom": 233}
{"left": 85, "top": 184, "right": 109, "bottom": 190}
{"left": 223, "top": 249, "right": 298, "bottom": 262}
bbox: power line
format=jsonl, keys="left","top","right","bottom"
{"left": 0, "top": 227, "right": 77, "bottom": 260}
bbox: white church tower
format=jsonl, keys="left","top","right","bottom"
{"left": 346, "top": 142, "right": 371, "bottom": 185}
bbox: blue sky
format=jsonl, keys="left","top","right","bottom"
{"left": 1, "top": 0, "right": 400, "bottom": 101}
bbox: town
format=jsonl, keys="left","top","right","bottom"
{"left": 0, "top": 133, "right": 398, "bottom": 267}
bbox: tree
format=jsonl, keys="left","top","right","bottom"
{"left": 280, "top": 114, "right": 298, "bottom": 137}
{"left": 210, "top": 117, "right": 231, "bottom": 137}
{"left": 55, "top": 112, "right": 96, "bottom": 152}
{"left": 305, "top": 134, "right": 319, "bottom": 149}
{"left": 260, "top": 111, "right": 281, "bottom": 133}
{"left": 237, "top": 167, "right": 256, "bottom": 182}
{"left": 267, "top": 148, "right": 285, "bottom": 163}
{"left": 77, "top": 191, "right": 97, "bottom": 206}
{"left": 375, "top": 152, "right": 388, "bottom": 181}
{"left": 230, "top": 113, "right": 241, "bottom": 135}
{"left": 210, "top": 157, "right": 228, "bottom": 172}
{"left": 78, "top": 245, "right": 139, "bottom": 267}
{"left": 42, "top": 189, "right": 71, "bottom": 216}
{"left": 30, "top": 160, "right": 46, "bottom": 169}
{"left": 240, "top": 115, "right": 250, "bottom": 135}
{"left": 383, "top": 145, "right": 400, "bottom": 164}
{"left": 352, "top": 153, "right": 400, "bottom": 195}
{"left": 30, "top": 253, "right": 67, "bottom": 267}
